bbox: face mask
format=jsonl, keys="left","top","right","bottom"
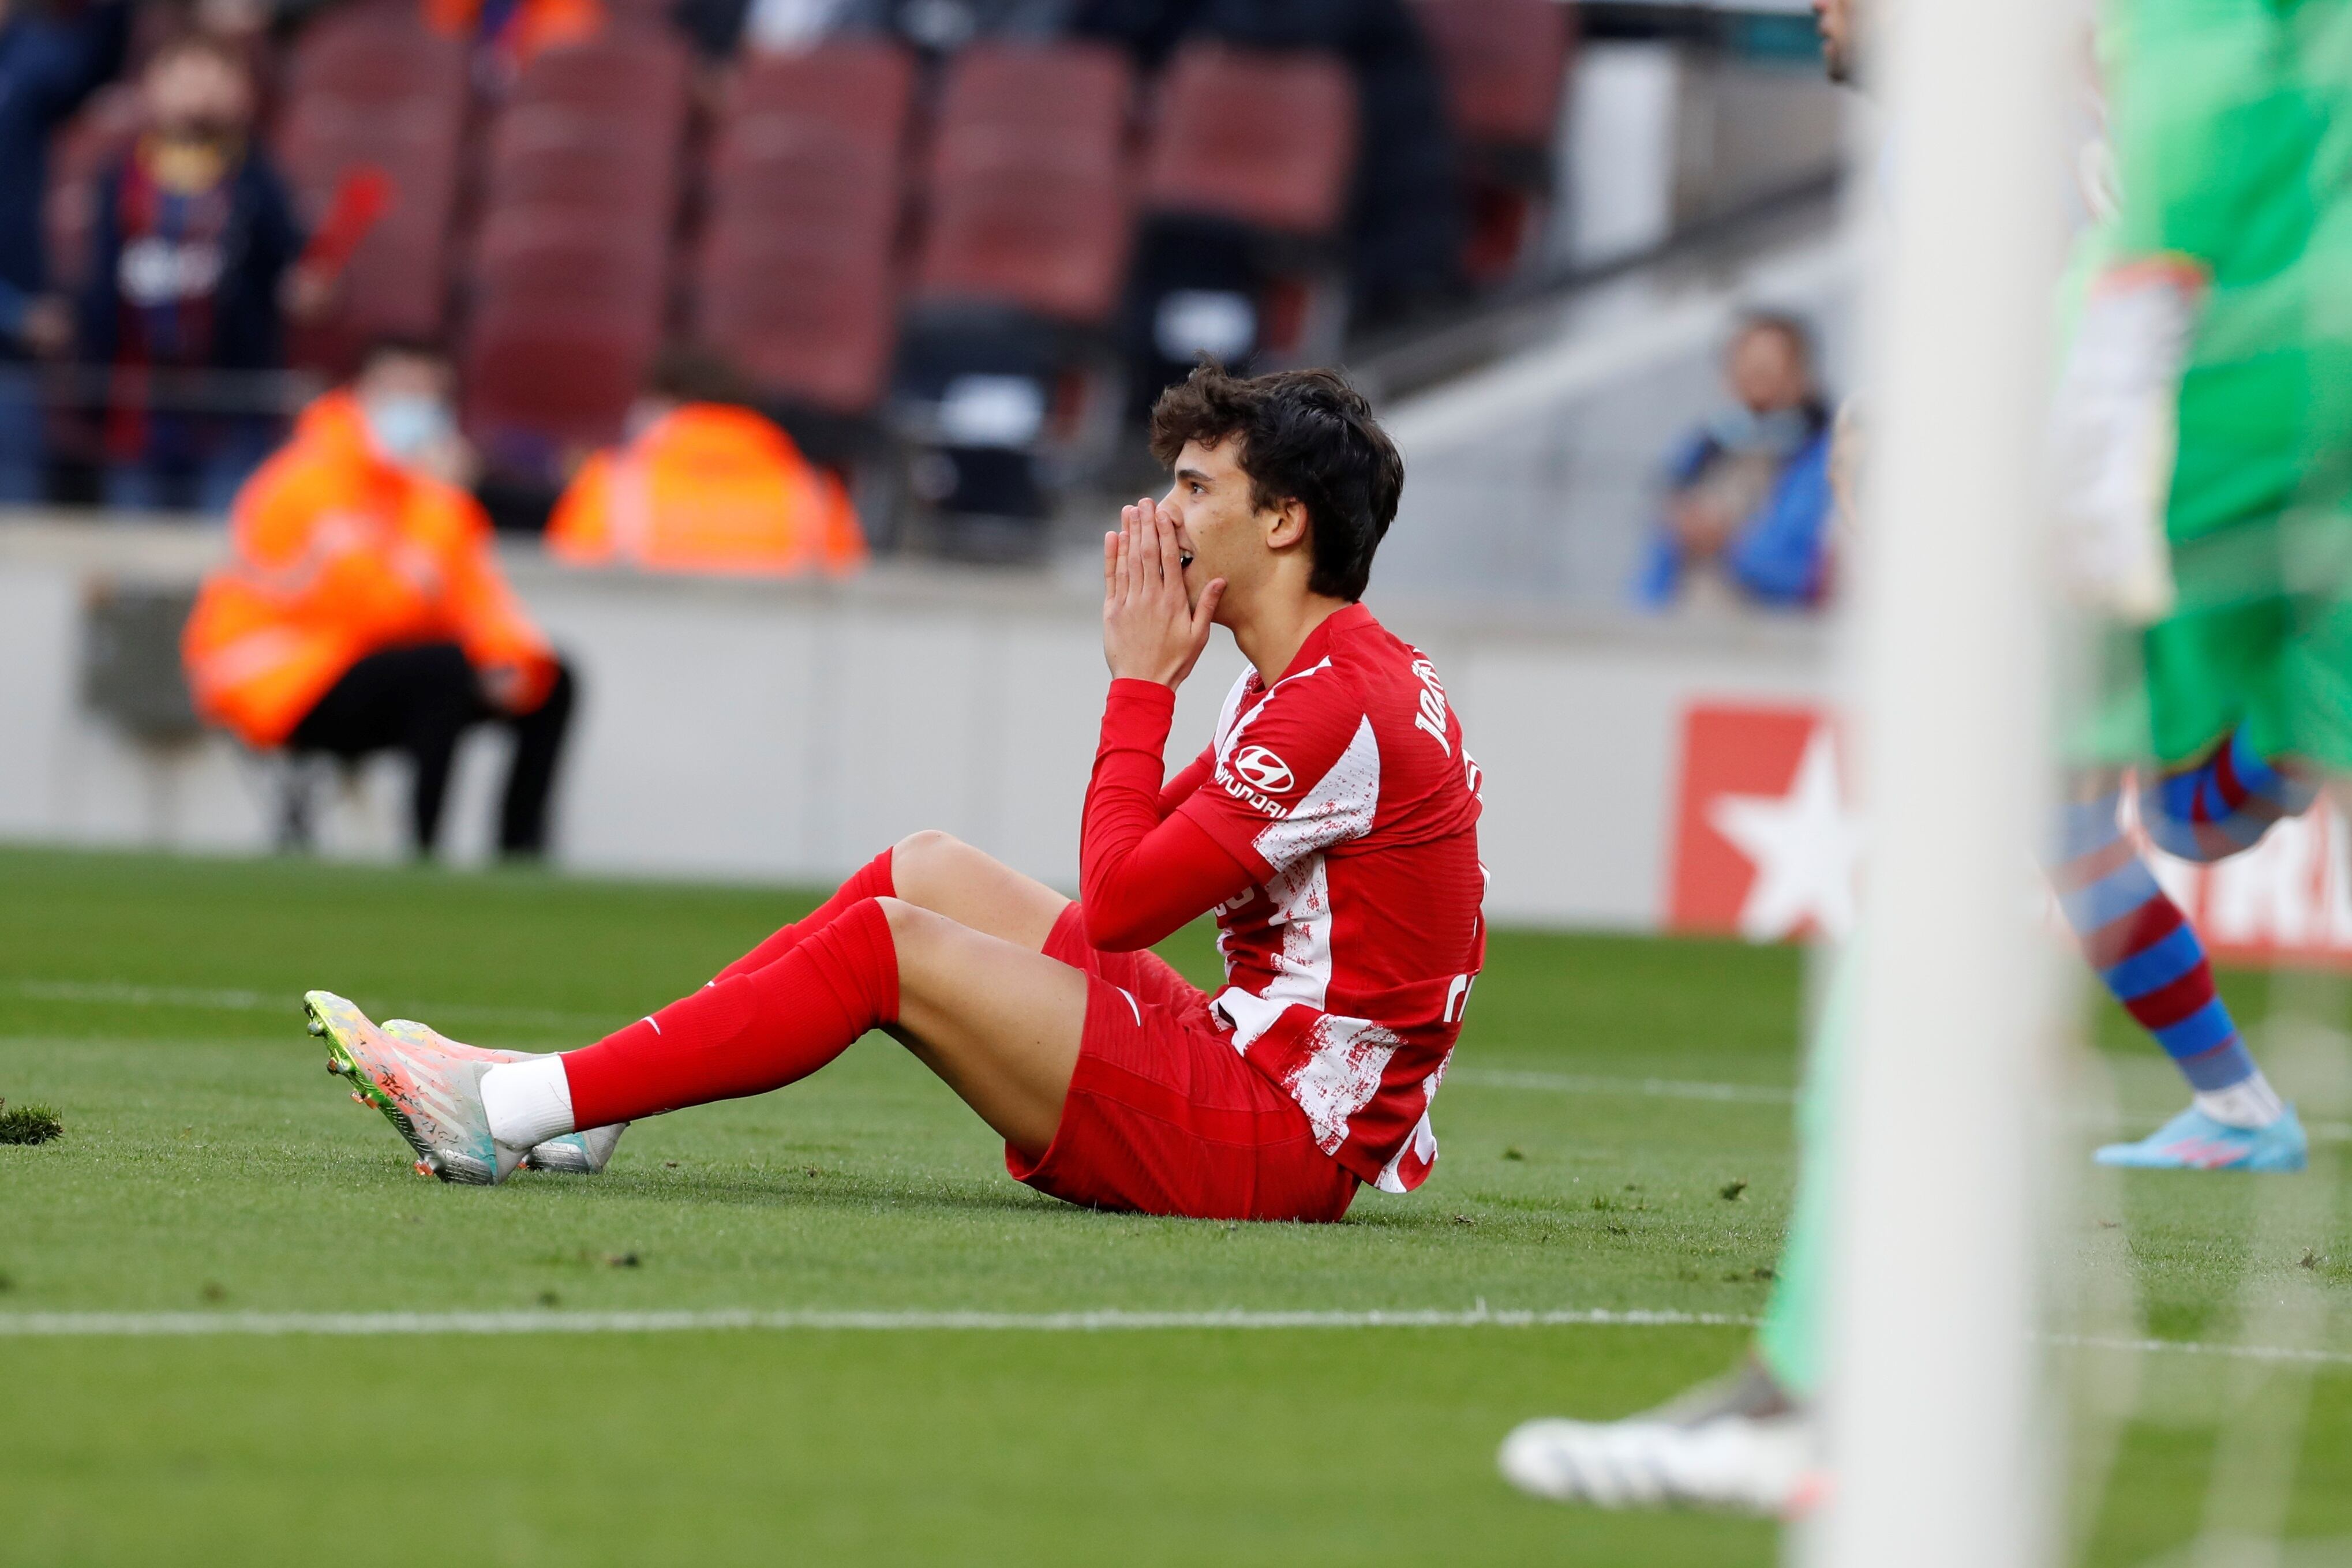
{"left": 1707, "top": 404, "right": 1814, "bottom": 456}
{"left": 361, "top": 393, "right": 454, "bottom": 465}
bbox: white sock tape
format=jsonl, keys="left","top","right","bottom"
{"left": 481, "top": 1055, "right": 577, "bottom": 1149}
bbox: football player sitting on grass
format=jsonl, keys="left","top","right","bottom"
{"left": 305, "top": 364, "right": 1488, "bottom": 1224}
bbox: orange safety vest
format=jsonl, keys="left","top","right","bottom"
{"left": 182, "top": 391, "right": 557, "bottom": 751}
{"left": 544, "top": 404, "right": 870, "bottom": 577}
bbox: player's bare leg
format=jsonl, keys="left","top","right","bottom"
{"left": 875, "top": 896, "right": 1087, "bottom": 1160}
{"left": 886, "top": 830, "right": 1070, "bottom": 958}
{"left": 317, "top": 890, "right": 1092, "bottom": 1181}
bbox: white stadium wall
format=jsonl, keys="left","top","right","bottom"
{"left": 0, "top": 517, "right": 1830, "bottom": 931}
{"left": 16, "top": 517, "right": 2352, "bottom": 962}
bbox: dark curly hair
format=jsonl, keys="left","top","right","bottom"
{"left": 1147, "top": 363, "right": 1404, "bottom": 602}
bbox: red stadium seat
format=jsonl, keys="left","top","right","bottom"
{"left": 283, "top": 8, "right": 466, "bottom": 102}
{"left": 695, "top": 235, "right": 896, "bottom": 415}
{"left": 927, "top": 40, "right": 1130, "bottom": 165}
{"left": 911, "top": 42, "right": 1134, "bottom": 325}
{"left": 484, "top": 105, "right": 681, "bottom": 215}
{"left": 463, "top": 310, "right": 654, "bottom": 450}
{"left": 1410, "top": 0, "right": 1574, "bottom": 158}
{"left": 471, "top": 208, "right": 668, "bottom": 319}
{"left": 694, "top": 42, "right": 913, "bottom": 412}
{"left": 1140, "top": 42, "right": 1357, "bottom": 239}
{"left": 274, "top": 11, "right": 469, "bottom": 355}
{"left": 458, "top": 30, "right": 691, "bottom": 462}
{"left": 1407, "top": 0, "right": 1574, "bottom": 283}
{"left": 724, "top": 39, "right": 914, "bottom": 138}
{"left": 710, "top": 43, "right": 911, "bottom": 239}
{"left": 507, "top": 28, "right": 690, "bottom": 123}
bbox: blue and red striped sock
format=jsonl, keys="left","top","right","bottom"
{"left": 2138, "top": 726, "right": 2317, "bottom": 864}
{"left": 2051, "top": 796, "right": 2282, "bottom": 1124}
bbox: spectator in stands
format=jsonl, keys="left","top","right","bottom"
{"left": 546, "top": 344, "right": 868, "bottom": 576}
{"left": 181, "top": 337, "right": 576, "bottom": 859}
{"left": 77, "top": 32, "right": 327, "bottom": 513}
{"left": 0, "top": 0, "right": 129, "bottom": 501}
{"left": 1635, "top": 312, "right": 1834, "bottom": 613}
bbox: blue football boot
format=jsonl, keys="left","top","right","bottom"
{"left": 2095, "top": 1104, "right": 2308, "bottom": 1172}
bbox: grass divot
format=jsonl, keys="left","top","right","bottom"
{"left": 0, "top": 1098, "right": 62, "bottom": 1145}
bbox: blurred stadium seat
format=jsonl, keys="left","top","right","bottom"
{"left": 693, "top": 42, "right": 913, "bottom": 417}
{"left": 1119, "top": 42, "right": 1358, "bottom": 425}
{"left": 890, "top": 42, "right": 1136, "bottom": 547}
{"left": 273, "top": 9, "right": 470, "bottom": 366}
{"left": 1141, "top": 42, "right": 1356, "bottom": 241}
{"left": 911, "top": 41, "right": 1134, "bottom": 325}
{"left": 499, "top": 24, "right": 692, "bottom": 117}
{"left": 460, "top": 31, "right": 689, "bottom": 486}
{"left": 465, "top": 213, "right": 666, "bottom": 452}
{"left": 1410, "top": 0, "right": 1574, "bottom": 282}
{"left": 1411, "top": 0, "right": 1572, "bottom": 157}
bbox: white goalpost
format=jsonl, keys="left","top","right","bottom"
{"left": 1812, "top": 0, "right": 2070, "bottom": 1563}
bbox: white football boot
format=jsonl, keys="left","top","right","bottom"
{"left": 307, "top": 990, "right": 522, "bottom": 1185}
{"left": 376, "top": 1019, "right": 628, "bottom": 1174}
{"left": 1498, "top": 1363, "right": 1822, "bottom": 1517}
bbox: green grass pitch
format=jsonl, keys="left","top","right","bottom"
{"left": 0, "top": 846, "right": 2346, "bottom": 1566}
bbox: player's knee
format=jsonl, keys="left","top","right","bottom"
{"left": 889, "top": 823, "right": 964, "bottom": 869}
{"left": 893, "top": 829, "right": 965, "bottom": 880}
{"left": 892, "top": 829, "right": 994, "bottom": 914}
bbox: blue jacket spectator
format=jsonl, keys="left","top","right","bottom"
{"left": 1635, "top": 313, "right": 1835, "bottom": 612}
{"left": 0, "top": 0, "right": 129, "bottom": 501}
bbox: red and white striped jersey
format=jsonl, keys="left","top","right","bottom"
{"left": 1173, "top": 602, "right": 1486, "bottom": 1192}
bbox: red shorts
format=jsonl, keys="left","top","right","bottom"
{"left": 1006, "top": 905, "right": 1359, "bottom": 1224}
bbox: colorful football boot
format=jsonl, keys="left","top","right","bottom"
{"left": 306, "top": 990, "right": 522, "bottom": 1185}
{"left": 2095, "top": 1104, "right": 2308, "bottom": 1172}
{"left": 1499, "top": 1411, "right": 1817, "bottom": 1516}
{"left": 1496, "top": 1363, "right": 1825, "bottom": 1523}
{"left": 1499, "top": 1362, "right": 1822, "bottom": 1517}
{"left": 377, "top": 1019, "right": 628, "bottom": 1175}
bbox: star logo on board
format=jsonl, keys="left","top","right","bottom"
{"left": 1704, "top": 726, "right": 1866, "bottom": 940}
{"left": 1668, "top": 704, "right": 1866, "bottom": 943}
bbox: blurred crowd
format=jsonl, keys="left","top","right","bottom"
{"left": 0, "top": 0, "right": 1575, "bottom": 549}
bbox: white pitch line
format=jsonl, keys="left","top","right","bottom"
{"left": 1449, "top": 1067, "right": 1797, "bottom": 1105}
{"left": 2, "top": 1311, "right": 2346, "bottom": 1369}
{"left": 1445, "top": 1066, "right": 2352, "bottom": 1142}
{"left": 2051, "top": 1334, "right": 2352, "bottom": 1368}
{"left": 0, "top": 1306, "right": 1758, "bottom": 1338}
{"left": 15, "top": 979, "right": 2349, "bottom": 1139}
{"left": 11, "top": 980, "right": 608, "bottom": 1032}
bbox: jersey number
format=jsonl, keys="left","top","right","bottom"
{"left": 1443, "top": 972, "right": 1477, "bottom": 1025}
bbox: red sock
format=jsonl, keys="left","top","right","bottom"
{"left": 565, "top": 898, "right": 900, "bottom": 1128}
{"left": 711, "top": 848, "right": 896, "bottom": 984}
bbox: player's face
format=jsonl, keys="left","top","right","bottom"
{"left": 1159, "top": 437, "right": 1267, "bottom": 614}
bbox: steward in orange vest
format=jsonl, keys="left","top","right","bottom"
{"left": 182, "top": 340, "right": 574, "bottom": 857}
{"left": 546, "top": 348, "right": 868, "bottom": 577}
